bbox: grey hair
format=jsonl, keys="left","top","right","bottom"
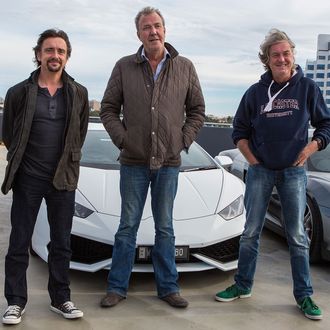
{"left": 258, "top": 28, "right": 296, "bottom": 71}
{"left": 135, "top": 6, "right": 165, "bottom": 31}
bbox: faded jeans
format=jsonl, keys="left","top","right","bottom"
{"left": 235, "top": 164, "right": 313, "bottom": 301}
{"left": 107, "top": 165, "right": 180, "bottom": 298}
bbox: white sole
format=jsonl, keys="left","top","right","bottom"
{"left": 50, "top": 305, "right": 83, "bottom": 319}
{"left": 2, "top": 317, "right": 22, "bottom": 325}
{"left": 296, "top": 304, "right": 323, "bottom": 320}
{"left": 305, "top": 313, "right": 323, "bottom": 320}
{"left": 215, "top": 293, "right": 251, "bottom": 302}
{"left": 2, "top": 308, "right": 25, "bottom": 324}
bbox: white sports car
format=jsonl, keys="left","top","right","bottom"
{"left": 32, "top": 121, "right": 246, "bottom": 272}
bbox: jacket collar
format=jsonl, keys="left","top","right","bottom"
{"left": 135, "top": 42, "right": 179, "bottom": 64}
{"left": 28, "top": 68, "right": 74, "bottom": 85}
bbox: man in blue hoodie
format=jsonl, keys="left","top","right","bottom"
{"left": 215, "top": 29, "right": 330, "bottom": 320}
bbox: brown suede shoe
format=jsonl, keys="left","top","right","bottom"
{"left": 161, "top": 293, "right": 189, "bottom": 308}
{"left": 100, "top": 292, "right": 125, "bottom": 308}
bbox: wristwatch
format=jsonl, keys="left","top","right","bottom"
{"left": 312, "top": 137, "right": 322, "bottom": 151}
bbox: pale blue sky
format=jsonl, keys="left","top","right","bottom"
{"left": 1, "top": 0, "right": 329, "bottom": 116}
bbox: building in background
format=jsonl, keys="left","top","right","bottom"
{"left": 89, "top": 99, "right": 101, "bottom": 112}
{"left": 305, "top": 34, "right": 330, "bottom": 109}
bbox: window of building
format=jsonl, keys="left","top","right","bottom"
{"left": 316, "top": 73, "right": 325, "bottom": 78}
{"left": 318, "top": 55, "right": 326, "bottom": 60}
{"left": 326, "top": 99, "right": 330, "bottom": 104}
{"left": 317, "top": 64, "right": 325, "bottom": 70}
{"left": 328, "top": 55, "right": 330, "bottom": 60}
{"left": 307, "top": 65, "right": 314, "bottom": 70}
{"left": 306, "top": 73, "right": 314, "bottom": 79}
{"left": 328, "top": 72, "right": 330, "bottom": 78}
{"left": 326, "top": 90, "right": 330, "bottom": 95}
{"left": 327, "top": 81, "right": 330, "bottom": 87}
{"left": 317, "top": 82, "right": 324, "bottom": 87}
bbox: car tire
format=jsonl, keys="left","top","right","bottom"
{"left": 304, "top": 196, "right": 323, "bottom": 263}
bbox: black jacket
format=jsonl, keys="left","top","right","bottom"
{"left": 1, "top": 68, "right": 89, "bottom": 194}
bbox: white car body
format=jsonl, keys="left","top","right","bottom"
{"left": 32, "top": 122, "right": 246, "bottom": 272}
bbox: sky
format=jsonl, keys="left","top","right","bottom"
{"left": 0, "top": 0, "right": 329, "bottom": 117}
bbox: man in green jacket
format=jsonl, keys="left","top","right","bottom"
{"left": 2, "top": 29, "right": 89, "bottom": 325}
{"left": 100, "top": 6, "right": 205, "bottom": 309}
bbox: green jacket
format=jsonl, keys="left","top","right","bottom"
{"left": 100, "top": 43, "right": 205, "bottom": 169}
{"left": 1, "top": 68, "right": 89, "bottom": 194}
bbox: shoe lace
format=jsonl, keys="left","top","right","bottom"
{"left": 62, "top": 301, "right": 75, "bottom": 311}
{"left": 226, "top": 284, "right": 238, "bottom": 293}
{"left": 301, "top": 297, "right": 319, "bottom": 311}
{"left": 5, "top": 305, "right": 21, "bottom": 316}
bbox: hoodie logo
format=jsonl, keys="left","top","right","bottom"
{"left": 260, "top": 98, "right": 299, "bottom": 117}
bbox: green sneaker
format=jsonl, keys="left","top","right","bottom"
{"left": 297, "top": 297, "right": 322, "bottom": 320}
{"left": 215, "top": 284, "right": 251, "bottom": 302}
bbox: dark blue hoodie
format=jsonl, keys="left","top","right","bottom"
{"left": 232, "top": 65, "right": 330, "bottom": 170}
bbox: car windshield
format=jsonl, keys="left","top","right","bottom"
{"left": 81, "top": 129, "right": 217, "bottom": 171}
{"left": 307, "top": 143, "right": 330, "bottom": 173}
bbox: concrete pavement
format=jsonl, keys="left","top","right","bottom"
{"left": 0, "top": 144, "right": 329, "bottom": 330}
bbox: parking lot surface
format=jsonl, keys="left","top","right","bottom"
{"left": 0, "top": 144, "right": 329, "bottom": 330}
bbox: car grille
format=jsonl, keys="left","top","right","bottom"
{"left": 71, "top": 234, "right": 113, "bottom": 264}
{"left": 192, "top": 236, "right": 240, "bottom": 263}
{"left": 48, "top": 234, "right": 240, "bottom": 265}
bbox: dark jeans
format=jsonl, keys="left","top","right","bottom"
{"left": 4, "top": 171, "right": 75, "bottom": 307}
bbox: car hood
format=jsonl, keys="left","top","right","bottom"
{"left": 77, "top": 167, "right": 223, "bottom": 220}
{"left": 308, "top": 171, "right": 330, "bottom": 182}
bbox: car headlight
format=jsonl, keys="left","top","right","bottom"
{"left": 218, "top": 195, "right": 244, "bottom": 220}
{"left": 74, "top": 202, "right": 94, "bottom": 219}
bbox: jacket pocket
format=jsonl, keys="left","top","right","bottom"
{"left": 122, "top": 127, "right": 149, "bottom": 159}
{"left": 166, "top": 128, "right": 184, "bottom": 158}
{"left": 71, "top": 149, "right": 82, "bottom": 162}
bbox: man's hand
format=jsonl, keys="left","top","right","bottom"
{"left": 237, "top": 139, "right": 259, "bottom": 166}
{"left": 293, "top": 140, "right": 319, "bottom": 166}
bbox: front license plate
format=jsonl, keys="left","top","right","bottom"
{"left": 137, "top": 245, "right": 189, "bottom": 261}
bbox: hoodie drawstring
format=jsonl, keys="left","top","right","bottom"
{"left": 263, "top": 80, "right": 290, "bottom": 113}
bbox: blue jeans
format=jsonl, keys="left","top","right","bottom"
{"left": 235, "top": 164, "right": 313, "bottom": 301}
{"left": 5, "top": 171, "right": 75, "bottom": 307}
{"left": 107, "top": 165, "right": 180, "bottom": 298}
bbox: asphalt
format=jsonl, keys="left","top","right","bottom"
{"left": 0, "top": 144, "right": 329, "bottom": 330}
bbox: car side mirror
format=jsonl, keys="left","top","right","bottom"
{"left": 214, "top": 155, "right": 233, "bottom": 170}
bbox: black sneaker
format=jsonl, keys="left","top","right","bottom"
{"left": 2, "top": 305, "right": 25, "bottom": 324}
{"left": 50, "top": 301, "right": 83, "bottom": 319}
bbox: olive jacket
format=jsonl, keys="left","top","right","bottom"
{"left": 1, "top": 68, "right": 89, "bottom": 194}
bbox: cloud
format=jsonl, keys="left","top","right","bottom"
{"left": 1, "top": 0, "right": 330, "bottom": 116}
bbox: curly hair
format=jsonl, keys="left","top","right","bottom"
{"left": 258, "top": 28, "right": 296, "bottom": 71}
